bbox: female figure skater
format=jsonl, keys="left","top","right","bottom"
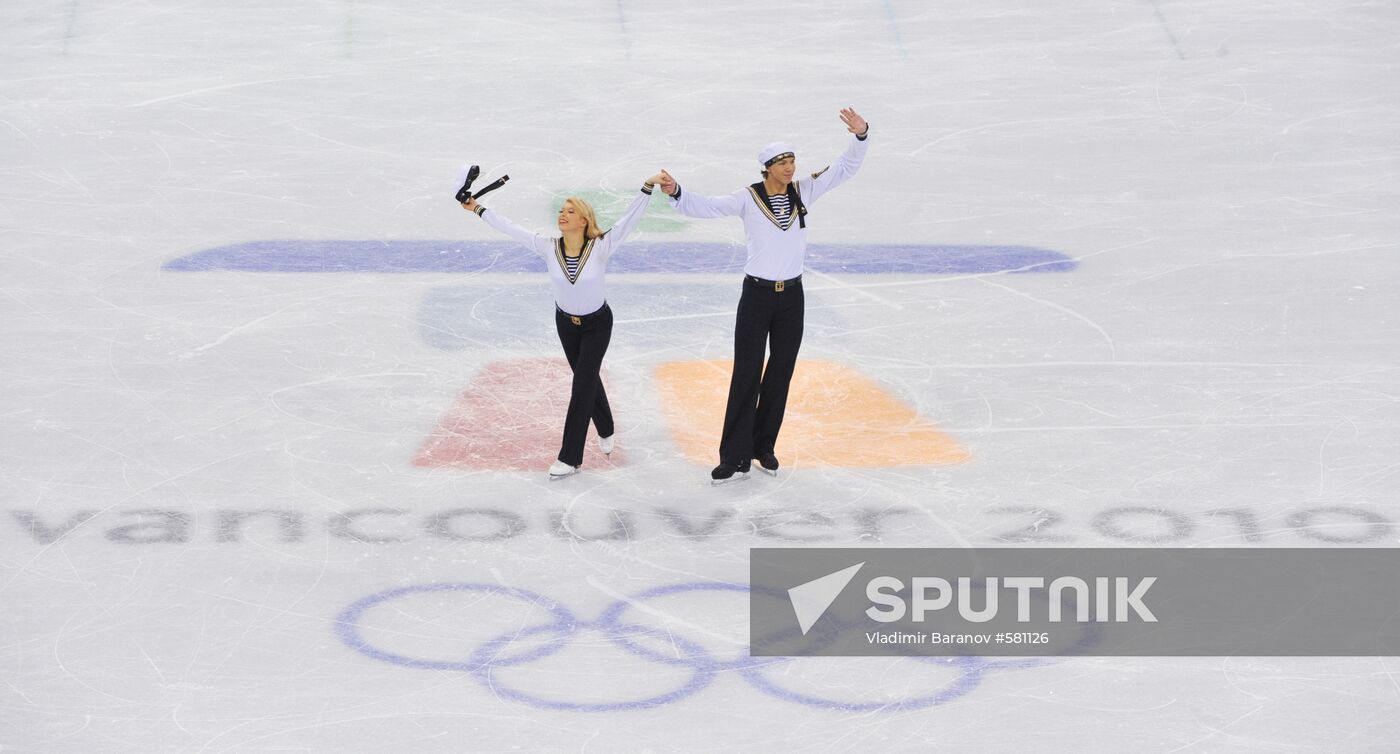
{"left": 462, "top": 175, "right": 661, "bottom": 479}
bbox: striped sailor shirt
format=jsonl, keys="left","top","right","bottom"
{"left": 666, "top": 132, "right": 869, "bottom": 280}
{"left": 475, "top": 185, "right": 655, "bottom": 315}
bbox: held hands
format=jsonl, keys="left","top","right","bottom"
{"left": 840, "top": 107, "right": 868, "bottom": 136}
{"left": 657, "top": 169, "right": 678, "bottom": 197}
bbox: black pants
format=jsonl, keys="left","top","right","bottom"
{"left": 719, "top": 277, "right": 804, "bottom": 465}
{"left": 554, "top": 303, "right": 614, "bottom": 466}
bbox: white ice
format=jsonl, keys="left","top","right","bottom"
{"left": 2, "top": 0, "right": 1398, "bottom": 751}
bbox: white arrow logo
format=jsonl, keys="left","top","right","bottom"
{"left": 788, "top": 562, "right": 865, "bottom": 635}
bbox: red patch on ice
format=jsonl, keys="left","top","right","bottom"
{"left": 414, "top": 357, "right": 623, "bottom": 471}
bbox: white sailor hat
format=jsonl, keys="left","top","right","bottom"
{"left": 758, "top": 141, "right": 796, "bottom": 167}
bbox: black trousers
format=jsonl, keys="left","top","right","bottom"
{"left": 719, "top": 277, "right": 805, "bottom": 465}
{"left": 554, "top": 303, "right": 614, "bottom": 466}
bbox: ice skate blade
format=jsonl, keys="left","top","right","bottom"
{"left": 759, "top": 467, "right": 778, "bottom": 477}
{"left": 710, "top": 472, "right": 750, "bottom": 486}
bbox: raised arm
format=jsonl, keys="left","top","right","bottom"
{"left": 802, "top": 107, "right": 871, "bottom": 206}
{"left": 659, "top": 169, "right": 745, "bottom": 218}
{"left": 599, "top": 179, "right": 660, "bottom": 251}
{"left": 463, "top": 197, "right": 552, "bottom": 259}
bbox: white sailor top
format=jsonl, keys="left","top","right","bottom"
{"left": 667, "top": 132, "right": 869, "bottom": 281}
{"left": 478, "top": 186, "right": 654, "bottom": 316}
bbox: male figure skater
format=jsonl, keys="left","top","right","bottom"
{"left": 659, "top": 108, "right": 870, "bottom": 484}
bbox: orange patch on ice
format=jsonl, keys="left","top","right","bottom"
{"left": 653, "top": 359, "right": 969, "bottom": 468}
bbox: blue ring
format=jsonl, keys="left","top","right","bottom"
{"left": 471, "top": 620, "right": 716, "bottom": 712}
{"left": 597, "top": 582, "right": 788, "bottom": 672}
{"left": 335, "top": 582, "right": 575, "bottom": 671}
{"left": 740, "top": 656, "right": 986, "bottom": 712}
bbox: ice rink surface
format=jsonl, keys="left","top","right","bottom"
{"left": 3, "top": 1, "right": 1399, "bottom": 751}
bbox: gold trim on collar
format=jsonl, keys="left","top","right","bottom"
{"left": 555, "top": 237, "right": 597, "bottom": 285}
{"left": 747, "top": 186, "right": 797, "bottom": 231}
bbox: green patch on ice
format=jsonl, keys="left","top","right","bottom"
{"left": 550, "top": 188, "right": 688, "bottom": 233}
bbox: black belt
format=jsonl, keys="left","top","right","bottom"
{"left": 557, "top": 302, "right": 609, "bottom": 326}
{"left": 745, "top": 274, "right": 802, "bottom": 292}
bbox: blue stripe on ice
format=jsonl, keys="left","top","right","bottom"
{"left": 163, "top": 240, "right": 1076, "bottom": 274}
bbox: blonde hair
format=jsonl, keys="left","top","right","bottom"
{"left": 562, "top": 197, "right": 604, "bottom": 240}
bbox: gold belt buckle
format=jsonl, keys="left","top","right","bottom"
{"left": 774, "top": 280, "right": 785, "bottom": 292}
{"left": 570, "top": 315, "right": 582, "bottom": 326}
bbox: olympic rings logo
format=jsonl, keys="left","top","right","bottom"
{"left": 335, "top": 581, "right": 1066, "bottom": 712}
